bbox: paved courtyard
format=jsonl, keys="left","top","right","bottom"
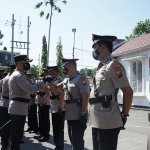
{"left": 0, "top": 108, "right": 149, "bottom": 150}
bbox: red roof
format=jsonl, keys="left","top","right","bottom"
{"left": 112, "top": 33, "right": 150, "bottom": 56}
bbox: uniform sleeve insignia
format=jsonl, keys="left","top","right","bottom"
{"left": 81, "top": 74, "right": 86, "bottom": 85}
{"left": 112, "top": 64, "right": 122, "bottom": 78}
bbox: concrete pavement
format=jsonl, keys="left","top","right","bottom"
{"left": 0, "top": 108, "right": 149, "bottom": 150}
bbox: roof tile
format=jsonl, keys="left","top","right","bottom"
{"left": 112, "top": 33, "right": 150, "bottom": 56}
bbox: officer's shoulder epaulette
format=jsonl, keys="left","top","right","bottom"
{"left": 80, "top": 73, "right": 87, "bottom": 85}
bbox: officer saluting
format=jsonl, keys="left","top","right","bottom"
{"left": 89, "top": 34, "right": 133, "bottom": 150}
{"left": 47, "top": 65, "right": 65, "bottom": 150}
{"left": 8, "top": 55, "right": 45, "bottom": 150}
{"left": 1, "top": 64, "right": 16, "bottom": 150}
{"left": 48, "top": 58, "right": 90, "bottom": 150}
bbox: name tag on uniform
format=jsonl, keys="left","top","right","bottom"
{"left": 69, "top": 84, "right": 75, "bottom": 87}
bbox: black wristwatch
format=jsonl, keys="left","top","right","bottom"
{"left": 122, "top": 113, "right": 129, "bottom": 118}
{"left": 81, "top": 112, "right": 86, "bottom": 116}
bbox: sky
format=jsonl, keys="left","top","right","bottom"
{"left": 0, "top": 0, "right": 150, "bottom": 70}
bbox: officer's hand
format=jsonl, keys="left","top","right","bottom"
{"left": 40, "top": 104, "right": 45, "bottom": 109}
{"left": 43, "top": 76, "right": 53, "bottom": 83}
{"left": 58, "top": 107, "right": 63, "bottom": 116}
{"left": 121, "top": 112, "right": 129, "bottom": 130}
{"left": 80, "top": 114, "right": 87, "bottom": 124}
{"left": 122, "top": 117, "right": 127, "bottom": 130}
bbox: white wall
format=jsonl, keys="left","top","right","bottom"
{"left": 115, "top": 48, "right": 150, "bottom": 107}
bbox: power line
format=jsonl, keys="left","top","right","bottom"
{"left": 75, "top": 48, "right": 91, "bottom": 53}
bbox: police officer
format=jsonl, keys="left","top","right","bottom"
{"left": 47, "top": 65, "right": 65, "bottom": 150}
{"left": 1, "top": 65, "right": 16, "bottom": 150}
{"left": 25, "top": 73, "right": 38, "bottom": 133}
{"left": 48, "top": 58, "right": 90, "bottom": 150}
{"left": 34, "top": 68, "right": 50, "bottom": 142}
{"left": 88, "top": 34, "right": 133, "bottom": 150}
{"left": 8, "top": 55, "right": 46, "bottom": 150}
{"left": 0, "top": 69, "right": 5, "bottom": 136}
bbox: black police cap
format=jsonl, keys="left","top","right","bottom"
{"left": 47, "top": 65, "right": 59, "bottom": 71}
{"left": 47, "top": 65, "right": 58, "bottom": 70}
{"left": 0, "top": 69, "right": 5, "bottom": 73}
{"left": 62, "top": 58, "right": 79, "bottom": 65}
{"left": 92, "top": 34, "right": 117, "bottom": 48}
{"left": 14, "top": 55, "right": 33, "bottom": 63}
{"left": 9, "top": 64, "right": 16, "bottom": 70}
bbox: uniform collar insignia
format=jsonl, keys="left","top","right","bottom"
{"left": 102, "top": 55, "right": 111, "bottom": 65}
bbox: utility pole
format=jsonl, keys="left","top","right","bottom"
{"left": 27, "top": 16, "right": 30, "bottom": 57}
{"left": 10, "top": 15, "right": 31, "bottom": 60}
{"left": 72, "top": 28, "right": 76, "bottom": 59}
{"left": 11, "top": 14, "right": 15, "bottom": 64}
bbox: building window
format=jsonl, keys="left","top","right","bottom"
{"left": 132, "top": 61, "right": 142, "bottom": 93}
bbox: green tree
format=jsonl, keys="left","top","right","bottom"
{"left": 41, "top": 35, "right": 48, "bottom": 68}
{"left": 56, "top": 36, "right": 64, "bottom": 78}
{"left": 125, "top": 19, "right": 150, "bottom": 40}
{"left": 35, "top": 0, "right": 67, "bottom": 65}
{"left": 30, "top": 65, "right": 39, "bottom": 80}
{"left": 0, "top": 30, "right": 4, "bottom": 46}
{"left": 80, "top": 68, "right": 96, "bottom": 77}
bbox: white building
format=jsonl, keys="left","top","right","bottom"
{"left": 112, "top": 33, "right": 150, "bottom": 107}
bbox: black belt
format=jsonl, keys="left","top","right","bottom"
{"left": 2, "top": 95, "right": 9, "bottom": 100}
{"left": 65, "top": 98, "right": 82, "bottom": 105}
{"left": 37, "top": 91, "right": 46, "bottom": 97}
{"left": 89, "top": 96, "right": 113, "bottom": 108}
{"left": 50, "top": 95, "right": 59, "bottom": 100}
{"left": 11, "top": 97, "right": 30, "bottom": 103}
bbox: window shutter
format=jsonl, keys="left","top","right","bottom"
{"left": 132, "top": 62, "right": 137, "bottom": 92}
{"left": 138, "top": 61, "right": 142, "bottom": 92}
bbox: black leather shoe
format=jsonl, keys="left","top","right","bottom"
{"left": 29, "top": 130, "right": 38, "bottom": 134}
{"left": 24, "top": 128, "right": 32, "bottom": 132}
{"left": 34, "top": 135, "right": 43, "bottom": 139}
{"left": 38, "top": 136, "right": 49, "bottom": 142}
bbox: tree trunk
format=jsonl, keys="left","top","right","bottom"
{"left": 47, "top": 4, "right": 53, "bottom": 66}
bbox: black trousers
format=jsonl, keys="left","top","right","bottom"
{"left": 1, "top": 107, "right": 10, "bottom": 147}
{"left": 9, "top": 114, "right": 26, "bottom": 150}
{"left": 92, "top": 127, "right": 120, "bottom": 150}
{"left": 28, "top": 104, "right": 38, "bottom": 132}
{"left": 38, "top": 105, "right": 50, "bottom": 137}
{"left": 0, "top": 106, "right": 2, "bottom": 136}
{"left": 67, "top": 120, "right": 87, "bottom": 150}
{"left": 52, "top": 111, "right": 65, "bottom": 150}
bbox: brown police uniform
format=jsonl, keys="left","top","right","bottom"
{"left": 57, "top": 58, "right": 90, "bottom": 150}
{"left": 35, "top": 80, "right": 50, "bottom": 141}
{"left": 0, "top": 69, "right": 5, "bottom": 138}
{"left": 1, "top": 65, "right": 16, "bottom": 149}
{"left": 89, "top": 34, "right": 131, "bottom": 150}
{"left": 48, "top": 65, "right": 65, "bottom": 150}
{"left": 8, "top": 55, "right": 44, "bottom": 150}
{"left": 25, "top": 73, "right": 39, "bottom": 133}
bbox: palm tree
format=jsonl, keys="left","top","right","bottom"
{"left": 30, "top": 64, "right": 39, "bottom": 80}
{"left": 35, "top": 0, "right": 67, "bottom": 65}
